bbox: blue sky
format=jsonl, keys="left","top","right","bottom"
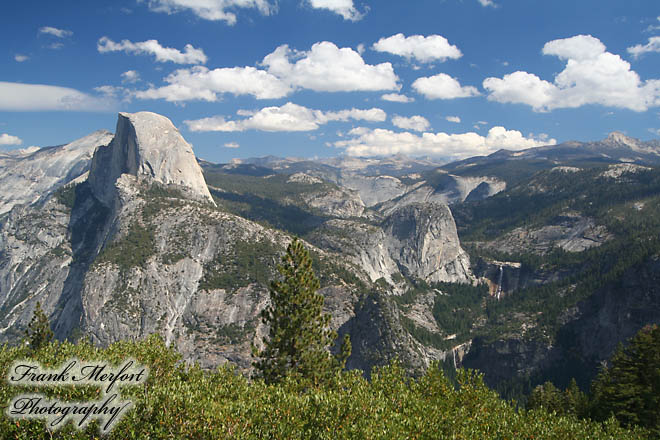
{"left": 2, "top": 0, "right": 659, "bottom": 163}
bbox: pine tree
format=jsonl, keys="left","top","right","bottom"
{"left": 528, "top": 379, "right": 588, "bottom": 418}
{"left": 25, "top": 301, "right": 54, "bottom": 350}
{"left": 528, "top": 381, "right": 564, "bottom": 413}
{"left": 253, "top": 238, "right": 351, "bottom": 385}
{"left": 590, "top": 324, "right": 660, "bottom": 434}
{"left": 564, "top": 378, "right": 589, "bottom": 418}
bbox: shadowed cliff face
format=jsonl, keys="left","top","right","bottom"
{"left": 88, "top": 111, "right": 214, "bottom": 207}
{"left": 463, "top": 254, "right": 660, "bottom": 393}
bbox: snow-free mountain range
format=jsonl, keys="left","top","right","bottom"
{"left": 2, "top": 111, "right": 659, "bottom": 395}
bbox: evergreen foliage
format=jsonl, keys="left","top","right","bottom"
{"left": 444, "top": 165, "right": 660, "bottom": 398}
{"left": 432, "top": 282, "right": 489, "bottom": 337}
{"left": 525, "top": 324, "right": 660, "bottom": 437}
{"left": 24, "top": 302, "right": 54, "bottom": 351}
{"left": 204, "top": 171, "right": 332, "bottom": 236}
{"left": 591, "top": 324, "right": 660, "bottom": 435}
{"left": 54, "top": 183, "right": 78, "bottom": 209}
{"left": 528, "top": 379, "right": 589, "bottom": 419}
{"left": 199, "top": 239, "right": 279, "bottom": 292}
{"left": 253, "top": 238, "right": 350, "bottom": 385}
{"left": 0, "top": 337, "right": 646, "bottom": 439}
{"left": 96, "top": 221, "right": 156, "bottom": 270}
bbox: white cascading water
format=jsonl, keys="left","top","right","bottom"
{"left": 496, "top": 266, "right": 503, "bottom": 301}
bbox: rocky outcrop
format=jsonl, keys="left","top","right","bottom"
{"left": 299, "top": 187, "right": 365, "bottom": 218}
{"left": 0, "top": 197, "right": 74, "bottom": 340}
{"left": 602, "top": 131, "right": 660, "bottom": 156}
{"left": 310, "top": 202, "right": 472, "bottom": 286}
{"left": 340, "top": 292, "right": 430, "bottom": 375}
{"left": 560, "top": 253, "right": 660, "bottom": 365}
{"left": 339, "top": 175, "right": 410, "bottom": 207}
{"left": 463, "top": 337, "right": 559, "bottom": 387}
{"left": 377, "top": 175, "right": 505, "bottom": 216}
{"left": 88, "top": 112, "right": 214, "bottom": 207}
{"left": 601, "top": 163, "right": 651, "bottom": 179}
{"left": 338, "top": 173, "right": 505, "bottom": 214}
{"left": 286, "top": 172, "right": 322, "bottom": 184}
{"left": 477, "top": 212, "right": 611, "bottom": 255}
{"left": 383, "top": 203, "right": 472, "bottom": 283}
{"left": 473, "top": 260, "right": 523, "bottom": 298}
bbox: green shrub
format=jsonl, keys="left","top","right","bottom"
{"left": 96, "top": 222, "right": 156, "bottom": 270}
{"left": 0, "top": 337, "right": 646, "bottom": 439}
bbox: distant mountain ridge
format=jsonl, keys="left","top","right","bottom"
{"left": 441, "top": 132, "right": 660, "bottom": 185}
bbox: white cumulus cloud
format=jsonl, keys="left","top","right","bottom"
{"left": 0, "top": 82, "right": 116, "bottom": 112}
{"left": 262, "top": 42, "right": 399, "bottom": 92}
{"left": 0, "top": 134, "right": 23, "bottom": 146}
{"left": 98, "top": 37, "right": 207, "bottom": 64}
{"left": 543, "top": 34, "right": 606, "bottom": 60}
{"left": 412, "top": 73, "right": 480, "bottom": 99}
{"left": 184, "top": 102, "right": 386, "bottom": 132}
{"left": 224, "top": 142, "right": 240, "bottom": 148}
{"left": 308, "top": 0, "right": 364, "bottom": 21}
{"left": 446, "top": 116, "right": 461, "bottom": 123}
{"left": 628, "top": 37, "right": 660, "bottom": 59}
{"left": 484, "top": 34, "right": 660, "bottom": 112}
{"left": 381, "top": 93, "right": 414, "bottom": 103}
{"left": 135, "top": 65, "right": 291, "bottom": 101}
{"left": 14, "top": 54, "right": 29, "bottom": 62}
{"left": 334, "top": 126, "right": 556, "bottom": 160}
{"left": 391, "top": 115, "right": 430, "bottom": 132}
{"left": 145, "top": 0, "right": 275, "bottom": 25}
{"left": 138, "top": 41, "right": 399, "bottom": 102}
{"left": 372, "top": 33, "right": 462, "bottom": 63}
{"left": 478, "top": 0, "right": 497, "bottom": 7}
{"left": 39, "top": 26, "right": 72, "bottom": 38}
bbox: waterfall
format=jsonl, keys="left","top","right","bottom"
{"left": 496, "top": 265, "right": 503, "bottom": 301}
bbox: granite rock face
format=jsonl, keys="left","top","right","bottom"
{"left": 88, "top": 112, "right": 214, "bottom": 206}
{"left": 382, "top": 203, "right": 472, "bottom": 283}
{"left": 309, "top": 202, "right": 472, "bottom": 287}
{"left": 478, "top": 212, "right": 612, "bottom": 255}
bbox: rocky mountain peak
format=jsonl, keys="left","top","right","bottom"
{"left": 605, "top": 131, "right": 640, "bottom": 148}
{"left": 607, "top": 131, "right": 637, "bottom": 144}
{"left": 88, "top": 111, "right": 214, "bottom": 206}
{"left": 602, "top": 131, "right": 660, "bottom": 156}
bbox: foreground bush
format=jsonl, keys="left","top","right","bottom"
{"left": 0, "top": 335, "right": 647, "bottom": 439}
